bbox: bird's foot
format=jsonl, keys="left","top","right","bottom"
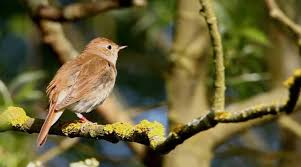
{"left": 76, "top": 113, "right": 92, "bottom": 123}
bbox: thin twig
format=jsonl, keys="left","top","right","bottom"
{"left": 199, "top": 0, "right": 226, "bottom": 112}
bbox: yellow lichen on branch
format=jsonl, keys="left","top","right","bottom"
{"left": 214, "top": 111, "right": 232, "bottom": 120}
{"left": 136, "top": 120, "right": 165, "bottom": 149}
{"left": 0, "top": 106, "right": 30, "bottom": 131}
{"left": 104, "top": 122, "right": 133, "bottom": 137}
{"left": 58, "top": 118, "right": 166, "bottom": 149}
{"left": 294, "top": 68, "right": 301, "bottom": 76}
{"left": 0, "top": 106, "right": 166, "bottom": 149}
{"left": 104, "top": 120, "right": 165, "bottom": 149}
{"left": 284, "top": 68, "right": 301, "bottom": 87}
{"left": 62, "top": 122, "right": 82, "bottom": 135}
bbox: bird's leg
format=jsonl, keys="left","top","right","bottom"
{"left": 76, "top": 113, "right": 91, "bottom": 123}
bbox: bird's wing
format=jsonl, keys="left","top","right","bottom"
{"left": 54, "top": 56, "right": 116, "bottom": 111}
{"left": 46, "top": 58, "right": 82, "bottom": 107}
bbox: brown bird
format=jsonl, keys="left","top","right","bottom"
{"left": 37, "top": 37, "right": 127, "bottom": 146}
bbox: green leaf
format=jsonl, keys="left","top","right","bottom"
{"left": 239, "top": 27, "right": 269, "bottom": 46}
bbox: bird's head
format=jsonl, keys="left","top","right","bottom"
{"left": 84, "top": 37, "right": 127, "bottom": 65}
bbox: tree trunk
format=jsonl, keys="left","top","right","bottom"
{"left": 164, "top": 0, "right": 211, "bottom": 166}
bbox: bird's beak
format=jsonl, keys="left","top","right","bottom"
{"left": 118, "top": 45, "right": 127, "bottom": 50}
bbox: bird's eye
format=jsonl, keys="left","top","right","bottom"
{"left": 107, "top": 45, "right": 112, "bottom": 50}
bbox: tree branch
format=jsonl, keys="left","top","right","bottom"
{"left": 265, "top": 0, "right": 301, "bottom": 53}
{"left": 35, "top": 0, "right": 146, "bottom": 22}
{"left": 0, "top": 107, "right": 165, "bottom": 150}
{"left": 1, "top": 69, "right": 300, "bottom": 154}
{"left": 199, "top": 0, "right": 226, "bottom": 113}
{"left": 24, "top": 0, "right": 78, "bottom": 62}
{"left": 157, "top": 69, "right": 300, "bottom": 153}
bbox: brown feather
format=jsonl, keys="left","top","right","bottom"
{"left": 37, "top": 106, "right": 62, "bottom": 146}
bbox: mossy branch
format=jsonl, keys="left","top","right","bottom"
{"left": 0, "top": 107, "right": 165, "bottom": 150}
{"left": 199, "top": 0, "right": 226, "bottom": 113}
{"left": 1, "top": 69, "right": 300, "bottom": 154}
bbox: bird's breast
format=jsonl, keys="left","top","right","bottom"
{"left": 68, "top": 79, "right": 115, "bottom": 113}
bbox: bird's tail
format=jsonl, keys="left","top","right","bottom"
{"left": 37, "top": 106, "right": 63, "bottom": 147}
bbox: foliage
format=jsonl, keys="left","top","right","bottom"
{"left": 212, "top": 0, "right": 270, "bottom": 101}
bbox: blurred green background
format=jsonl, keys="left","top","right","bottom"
{"left": 0, "top": 0, "right": 301, "bottom": 167}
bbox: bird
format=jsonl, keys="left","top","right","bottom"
{"left": 37, "top": 37, "right": 127, "bottom": 146}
